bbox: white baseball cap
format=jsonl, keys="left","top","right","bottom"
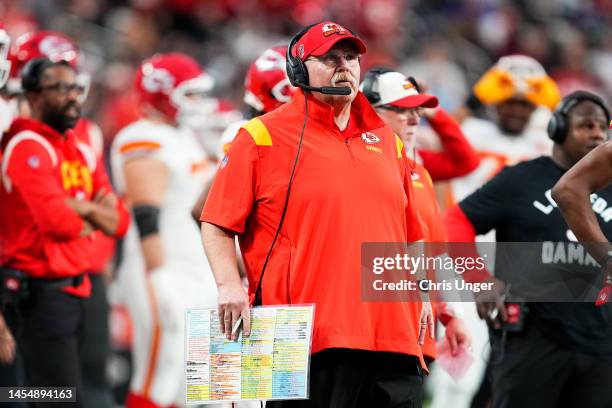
{"left": 366, "top": 71, "right": 438, "bottom": 108}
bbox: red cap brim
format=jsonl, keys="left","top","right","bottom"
{"left": 308, "top": 36, "right": 367, "bottom": 58}
{"left": 389, "top": 94, "right": 439, "bottom": 109}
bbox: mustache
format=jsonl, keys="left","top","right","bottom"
{"left": 62, "top": 102, "right": 81, "bottom": 114}
{"left": 331, "top": 74, "right": 355, "bottom": 86}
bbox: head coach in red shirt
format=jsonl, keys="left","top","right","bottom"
{"left": 201, "top": 22, "right": 432, "bottom": 408}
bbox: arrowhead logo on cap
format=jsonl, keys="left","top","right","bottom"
{"left": 403, "top": 81, "right": 416, "bottom": 90}
{"left": 322, "top": 23, "right": 347, "bottom": 37}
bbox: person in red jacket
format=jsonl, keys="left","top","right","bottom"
{"left": 202, "top": 22, "right": 432, "bottom": 408}
{"left": 4, "top": 30, "right": 125, "bottom": 408}
{"left": 0, "top": 57, "right": 129, "bottom": 407}
{"left": 360, "top": 67, "right": 472, "bottom": 362}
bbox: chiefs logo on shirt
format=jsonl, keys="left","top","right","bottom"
{"left": 361, "top": 131, "right": 381, "bottom": 144}
{"left": 322, "top": 23, "right": 347, "bottom": 37}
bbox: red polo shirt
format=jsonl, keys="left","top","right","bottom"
{"left": 202, "top": 90, "right": 426, "bottom": 362}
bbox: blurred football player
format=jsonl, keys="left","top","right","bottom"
{"left": 111, "top": 53, "right": 229, "bottom": 408}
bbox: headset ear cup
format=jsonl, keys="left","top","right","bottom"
{"left": 547, "top": 112, "right": 566, "bottom": 144}
{"left": 547, "top": 114, "right": 558, "bottom": 142}
{"left": 407, "top": 76, "right": 421, "bottom": 93}
{"left": 286, "top": 23, "right": 317, "bottom": 87}
{"left": 286, "top": 55, "right": 308, "bottom": 87}
{"left": 295, "top": 58, "right": 308, "bottom": 86}
{"left": 362, "top": 70, "right": 379, "bottom": 104}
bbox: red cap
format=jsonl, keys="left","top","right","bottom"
{"left": 291, "top": 22, "right": 367, "bottom": 61}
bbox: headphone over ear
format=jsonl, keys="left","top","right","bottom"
{"left": 362, "top": 66, "right": 393, "bottom": 105}
{"left": 286, "top": 24, "right": 317, "bottom": 88}
{"left": 547, "top": 90, "right": 611, "bottom": 144}
{"left": 362, "top": 67, "right": 421, "bottom": 106}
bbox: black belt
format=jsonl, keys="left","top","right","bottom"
{"left": 29, "top": 274, "right": 85, "bottom": 289}
{"left": 1, "top": 267, "right": 85, "bottom": 291}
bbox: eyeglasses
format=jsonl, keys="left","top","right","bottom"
{"left": 378, "top": 105, "right": 424, "bottom": 117}
{"left": 307, "top": 51, "right": 360, "bottom": 68}
{"left": 38, "top": 81, "right": 86, "bottom": 96}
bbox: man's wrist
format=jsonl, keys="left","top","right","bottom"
{"left": 217, "top": 275, "right": 244, "bottom": 289}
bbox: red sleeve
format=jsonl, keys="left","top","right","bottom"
{"left": 418, "top": 109, "right": 481, "bottom": 181}
{"left": 402, "top": 149, "right": 424, "bottom": 242}
{"left": 7, "top": 140, "right": 84, "bottom": 241}
{"left": 444, "top": 205, "right": 492, "bottom": 283}
{"left": 201, "top": 129, "right": 260, "bottom": 234}
{"left": 91, "top": 156, "right": 130, "bottom": 238}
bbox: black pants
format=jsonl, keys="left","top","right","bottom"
{"left": 10, "top": 284, "right": 84, "bottom": 408}
{"left": 491, "top": 323, "right": 612, "bottom": 408}
{"left": 79, "top": 274, "right": 113, "bottom": 408}
{"left": 267, "top": 348, "right": 424, "bottom": 408}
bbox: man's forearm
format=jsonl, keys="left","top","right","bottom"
{"left": 65, "top": 198, "right": 120, "bottom": 236}
{"left": 201, "top": 222, "right": 242, "bottom": 287}
{"left": 86, "top": 205, "right": 120, "bottom": 236}
{"left": 553, "top": 184, "right": 612, "bottom": 263}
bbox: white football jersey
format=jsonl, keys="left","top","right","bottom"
{"left": 450, "top": 113, "right": 552, "bottom": 202}
{"left": 111, "top": 119, "right": 215, "bottom": 275}
{"left": 216, "top": 119, "right": 247, "bottom": 160}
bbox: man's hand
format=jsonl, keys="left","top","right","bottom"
{"left": 475, "top": 278, "right": 507, "bottom": 329}
{"left": 217, "top": 280, "right": 250, "bottom": 341}
{"left": 444, "top": 317, "right": 472, "bottom": 356}
{"left": 65, "top": 197, "right": 94, "bottom": 217}
{"left": 93, "top": 188, "right": 118, "bottom": 209}
{"left": 0, "top": 315, "right": 15, "bottom": 365}
{"left": 596, "top": 263, "right": 612, "bottom": 306}
{"left": 418, "top": 301, "right": 435, "bottom": 345}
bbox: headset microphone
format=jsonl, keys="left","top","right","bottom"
{"left": 295, "top": 82, "right": 351, "bottom": 95}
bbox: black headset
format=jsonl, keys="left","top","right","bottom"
{"left": 547, "top": 90, "right": 611, "bottom": 144}
{"left": 286, "top": 23, "right": 317, "bottom": 88}
{"left": 361, "top": 66, "right": 420, "bottom": 106}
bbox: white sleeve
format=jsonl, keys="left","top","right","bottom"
{"left": 110, "top": 121, "right": 175, "bottom": 193}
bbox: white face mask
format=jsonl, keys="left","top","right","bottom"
{"left": 172, "top": 75, "right": 217, "bottom": 129}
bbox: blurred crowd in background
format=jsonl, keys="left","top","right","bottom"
{"left": 2, "top": 1, "right": 612, "bottom": 406}
{"left": 2, "top": 0, "right": 611, "bottom": 149}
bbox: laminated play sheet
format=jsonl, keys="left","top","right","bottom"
{"left": 185, "top": 305, "right": 314, "bottom": 404}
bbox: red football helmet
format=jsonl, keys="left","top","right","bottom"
{"left": 7, "top": 31, "right": 89, "bottom": 97}
{"left": 0, "top": 24, "right": 11, "bottom": 88}
{"left": 135, "top": 52, "right": 215, "bottom": 123}
{"left": 244, "top": 45, "right": 295, "bottom": 114}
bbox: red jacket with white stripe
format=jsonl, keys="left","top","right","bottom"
{"left": 0, "top": 118, "right": 128, "bottom": 295}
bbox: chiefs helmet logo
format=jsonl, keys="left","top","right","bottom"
{"left": 39, "top": 35, "right": 76, "bottom": 62}
{"left": 254, "top": 48, "right": 285, "bottom": 72}
{"left": 322, "top": 23, "right": 347, "bottom": 37}
{"left": 141, "top": 66, "right": 175, "bottom": 94}
{"left": 361, "top": 131, "right": 381, "bottom": 144}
